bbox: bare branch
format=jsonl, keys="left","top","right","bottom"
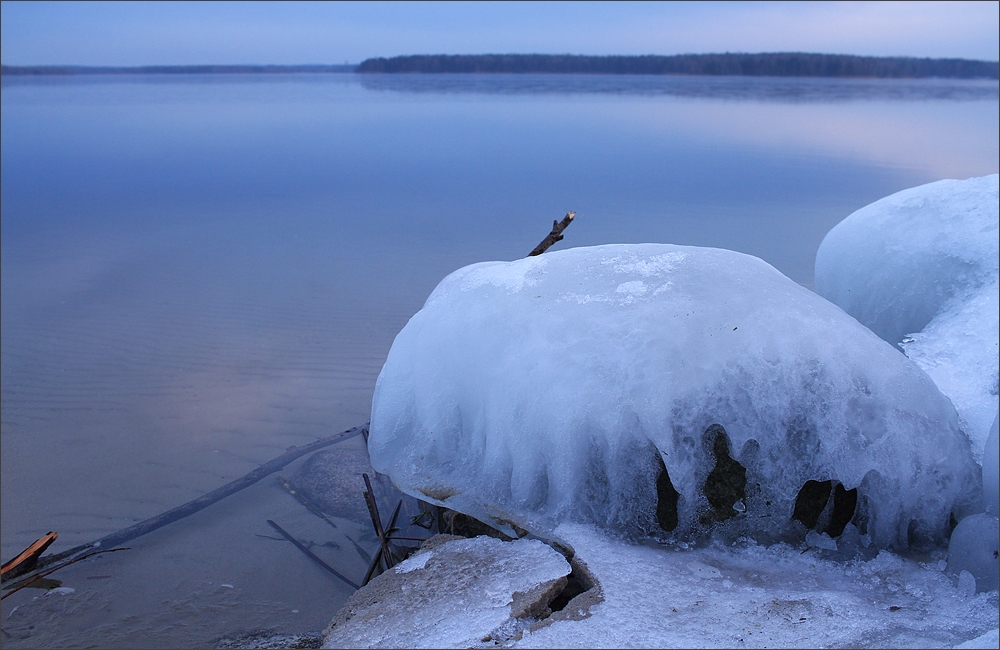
{"left": 528, "top": 212, "right": 576, "bottom": 256}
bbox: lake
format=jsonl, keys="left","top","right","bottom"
{"left": 1, "top": 72, "right": 997, "bottom": 646}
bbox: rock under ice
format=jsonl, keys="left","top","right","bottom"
{"left": 369, "top": 244, "right": 979, "bottom": 550}
{"left": 815, "top": 174, "right": 999, "bottom": 460}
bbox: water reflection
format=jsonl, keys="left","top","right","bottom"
{"left": 358, "top": 72, "right": 999, "bottom": 102}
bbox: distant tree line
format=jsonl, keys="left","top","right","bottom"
{"left": 1, "top": 64, "right": 357, "bottom": 75}
{"left": 356, "top": 53, "right": 999, "bottom": 79}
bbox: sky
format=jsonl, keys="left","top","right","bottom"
{"left": 1, "top": 1, "right": 998, "bottom": 67}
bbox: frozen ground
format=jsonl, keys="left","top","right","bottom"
{"left": 516, "top": 525, "right": 998, "bottom": 649}
{"left": 321, "top": 529, "right": 998, "bottom": 649}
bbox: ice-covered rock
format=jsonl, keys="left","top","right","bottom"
{"left": 321, "top": 536, "right": 571, "bottom": 649}
{"left": 815, "top": 175, "right": 999, "bottom": 459}
{"left": 370, "top": 244, "right": 979, "bottom": 549}
{"left": 948, "top": 513, "right": 1000, "bottom": 593}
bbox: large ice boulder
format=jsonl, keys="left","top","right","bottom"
{"left": 815, "top": 175, "right": 999, "bottom": 460}
{"left": 370, "top": 244, "right": 979, "bottom": 550}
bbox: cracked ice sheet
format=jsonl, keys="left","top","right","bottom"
{"left": 515, "top": 525, "right": 998, "bottom": 649}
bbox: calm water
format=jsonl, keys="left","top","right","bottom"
{"left": 1, "top": 73, "right": 998, "bottom": 646}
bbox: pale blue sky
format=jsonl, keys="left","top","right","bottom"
{"left": 2, "top": 1, "right": 998, "bottom": 66}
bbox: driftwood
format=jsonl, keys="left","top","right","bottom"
{"left": 2, "top": 423, "right": 368, "bottom": 591}
{"left": 1, "top": 548, "right": 129, "bottom": 600}
{"left": 1, "top": 532, "right": 58, "bottom": 581}
{"left": 528, "top": 212, "right": 576, "bottom": 256}
{"left": 266, "top": 520, "right": 359, "bottom": 590}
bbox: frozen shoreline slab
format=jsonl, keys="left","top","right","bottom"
{"left": 322, "top": 536, "right": 571, "bottom": 649}
{"left": 815, "top": 174, "right": 999, "bottom": 459}
{"left": 370, "top": 244, "right": 978, "bottom": 549}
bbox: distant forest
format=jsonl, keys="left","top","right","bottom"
{"left": 356, "top": 53, "right": 999, "bottom": 79}
{"left": 1, "top": 64, "right": 357, "bottom": 75}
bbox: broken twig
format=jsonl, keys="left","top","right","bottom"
{"left": 528, "top": 211, "right": 576, "bottom": 256}
{"left": 1, "top": 532, "right": 58, "bottom": 580}
{"left": 3, "top": 423, "right": 368, "bottom": 588}
{"left": 265, "top": 520, "right": 359, "bottom": 590}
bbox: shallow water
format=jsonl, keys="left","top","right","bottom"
{"left": 1, "top": 72, "right": 998, "bottom": 646}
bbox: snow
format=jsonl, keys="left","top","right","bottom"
{"left": 370, "top": 243, "right": 978, "bottom": 550}
{"left": 512, "top": 524, "right": 998, "bottom": 649}
{"left": 814, "top": 174, "right": 999, "bottom": 460}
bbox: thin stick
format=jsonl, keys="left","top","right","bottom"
{"left": 1, "top": 548, "right": 130, "bottom": 600}
{"left": 528, "top": 212, "right": 576, "bottom": 256}
{"left": 3, "top": 423, "right": 368, "bottom": 587}
{"left": 279, "top": 477, "right": 338, "bottom": 529}
{"left": 361, "top": 548, "right": 383, "bottom": 586}
{"left": 266, "top": 520, "right": 359, "bottom": 590}
{"left": 362, "top": 474, "right": 394, "bottom": 570}
{"left": 386, "top": 500, "right": 403, "bottom": 534}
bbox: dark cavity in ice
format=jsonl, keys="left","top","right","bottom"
{"left": 700, "top": 424, "right": 747, "bottom": 523}
{"left": 792, "top": 479, "right": 858, "bottom": 538}
{"left": 655, "top": 454, "right": 679, "bottom": 532}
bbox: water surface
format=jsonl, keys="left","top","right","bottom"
{"left": 1, "top": 72, "right": 997, "bottom": 646}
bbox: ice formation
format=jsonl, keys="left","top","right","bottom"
{"left": 370, "top": 244, "right": 979, "bottom": 550}
{"left": 815, "top": 175, "right": 999, "bottom": 459}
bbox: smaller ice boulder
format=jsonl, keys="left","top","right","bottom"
{"left": 948, "top": 513, "right": 999, "bottom": 593}
{"left": 370, "top": 244, "right": 980, "bottom": 550}
{"left": 984, "top": 414, "right": 999, "bottom": 516}
{"left": 815, "top": 175, "right": 999, "bottom": 458}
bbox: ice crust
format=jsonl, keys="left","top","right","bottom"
{"left": 513, "top": 524, "right": 999, "bottom": 649}
{"left": 370, "top": 244, "right": 979, "bottom": 549}
{"left": 815, "top": 175, "right": 999, "bottom": 459}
